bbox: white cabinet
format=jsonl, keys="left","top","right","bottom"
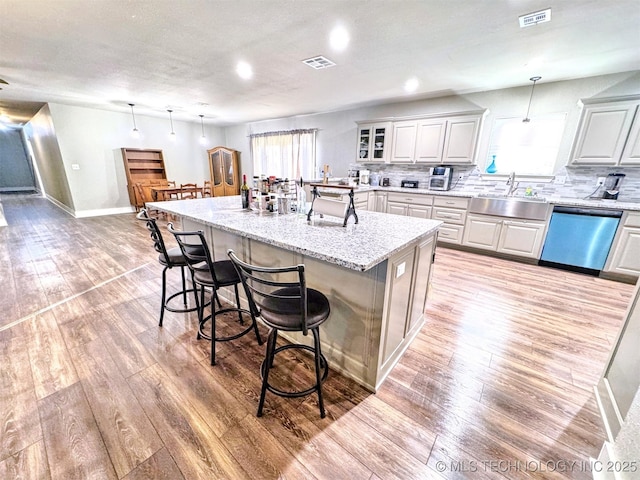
{"left": 442, "top": 116, "right": 482, "bottom": 164}
{"left": 463, "top": 213, "right": 547, "bottom": 258}
{"left": 570, "top": 99, "right": 640, "bottom": 165}
{"left": 390, "top": 114, "right": 482, "bottom": 164}
{"left": 497, "top": 219, "right": 547, "bottom": 258}
{"left": 463, "top": 214, "right": 502, "bottom": 250}
{"left": 356, "top": 122, "right": 392, "bottom": 163}
{"left": 431, "top": 196, "right": 469, "bottom": 245}
{"left": 373, "top": 192, "right": 387, "bottom": 213}
{"left": 385, "top": 192, "right": 433, "bottom": 218}
{"left": 604, "top": 212, "right": 640, "bottom": 277}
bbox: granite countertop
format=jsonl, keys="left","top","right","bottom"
{"left": 321, "top": 184, "right": 640, "bottom": 210}
{"left": 147, "top": 196, "right": 442, "bottom": 272}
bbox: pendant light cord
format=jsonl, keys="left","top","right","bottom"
{"left": 523, "top": 76, "right": 541, "bottom": 123}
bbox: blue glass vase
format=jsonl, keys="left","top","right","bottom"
{"left": 486, "top": 155, "right": 497, "bottom": 174}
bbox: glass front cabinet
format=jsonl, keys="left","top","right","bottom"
{"left": 208, "top": 146, "right": 240, "bottom": 196}
{"left": 356, "top": 122, "right": 392, "bottom": 163}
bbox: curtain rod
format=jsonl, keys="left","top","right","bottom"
{"left": 249, "top": 128, "right": 317, "bottom": 138}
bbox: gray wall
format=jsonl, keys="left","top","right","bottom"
{"left": 0, "top": 128, "right": 36, "bottom": 192}
{"left": 223, "top": 71, "right": 640, "bottom": 181}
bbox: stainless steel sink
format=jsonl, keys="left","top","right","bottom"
{"left": 470, "top": 195, "right": 550, "bottom": 220}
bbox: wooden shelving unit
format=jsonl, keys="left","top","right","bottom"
{"left": 121, "top": 148, "right": 167, "bottom": 207}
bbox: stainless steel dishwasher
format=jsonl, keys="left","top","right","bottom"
{"left": 539, "top": 206, "right": 622, "bottom": 274}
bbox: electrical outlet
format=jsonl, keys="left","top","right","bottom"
{"left": 596, "top": 176, "right": 606, "bottom": 187}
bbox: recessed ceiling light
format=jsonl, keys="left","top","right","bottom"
{"left": 404, "top": 77, "right": 419, "bottom": 93}
{"left": 330, "top": 25, "right": 350, "bottom": 51}
{"left": 302, "top": 56, "right": 336, "bottom": 70}
{"left": 236, "top": 61, "right": 253, "bottom": 80}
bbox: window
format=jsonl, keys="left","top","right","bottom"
{"left": 251, "top": 129, "right": 316, "bottom": 180}
{"left": 486, "top": 113, "right": 567, "bottom": 176}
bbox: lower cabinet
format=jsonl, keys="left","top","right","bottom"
{"left": 431, "top": 196, "right": 469, "bottom": 244}
{"left": 463, "top": 214, "right": 547, "bottom": 259}
{"left": 605, "top": 212, "right": 640, "bottom": 277}
{"left": 386, "top": 192, "right": 433, "bottom": 218}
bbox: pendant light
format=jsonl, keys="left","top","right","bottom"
{"left": 199, "top": 114, "right": 206, "bottom": 145}
{"left": 128, "top": 103, "right": 139, "bottom": 138}
{"left": 167, "top": 109, "right": 176, "bottom": 139}
{"left": 522, "top": 76, "right": 541, "bottom": 123}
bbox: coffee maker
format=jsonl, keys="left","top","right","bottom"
{"left": 602, "top": 173, "right": 625, "bottom": 200}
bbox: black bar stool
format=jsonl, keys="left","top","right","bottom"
{"left": 228, "top": 249, "right": 330, "bottom": 418}
{"left": 136, "top": 209, "right": 198, "bottom": 326}
{"left": 168, "top": 224, "right": 263, "bottom": 365}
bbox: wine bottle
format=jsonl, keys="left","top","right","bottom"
{"left": 241, "top": 174, "right": 250, "bottom": 209}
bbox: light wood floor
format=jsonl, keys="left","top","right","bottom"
{"left": 0, "top": 193, "right": 635, "bottom": 479}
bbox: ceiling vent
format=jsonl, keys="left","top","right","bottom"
{"left": 519, "top": 8, "right": 551, "bottom": 28}
{"left": 302, "top": 55, "right": 336, "bottom": 70}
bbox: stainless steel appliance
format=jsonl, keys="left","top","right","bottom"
{"left": 539, "top": 206, "right": 622, "bottom": 274}
{"left": 428, "top": 166, "right": 453, "bottom": 190}
{"left": 401, "top": 179, "right": 419, "bottom": 189}
{"left": 602, "top": 173, "right": 625, "bottom": 200}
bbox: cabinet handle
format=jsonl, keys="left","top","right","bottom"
{"left": 445, "top": 201, "right": 455, "bottom": 205}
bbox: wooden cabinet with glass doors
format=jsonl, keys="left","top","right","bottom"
{"left": 207, "top": 146, "right": 240, "bottom": 196}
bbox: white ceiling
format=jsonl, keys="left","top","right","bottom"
{"left": 1, "top": 0, "right": 639, "bottom": 126}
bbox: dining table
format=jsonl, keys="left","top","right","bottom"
{"left": 150, "top": 186, "right": 184, "bottom": 201}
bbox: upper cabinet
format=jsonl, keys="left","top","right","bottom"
{"left": 390, "top": 113, "right": 482, "bottom": 164}
{"left": 356, "top": 122, "right": 392, "bottom": 163}
{"left": 208, "top": 146, "right": 240, "bottom": 196}
{"left": 570, "top": 99, "right": 640, "bottom": 166}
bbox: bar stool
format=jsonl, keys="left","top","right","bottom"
{"left": 168, "top": 224, "right": 263, "bottom": 365}
{"left": 228, "top": 250, "right": 330, "bottom": 418}
{"left": 136, "top": 209, "right": 199, "bottom": 326}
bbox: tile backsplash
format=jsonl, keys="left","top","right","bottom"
{"left": 353, "top": 163, "right": 640, "bottom": 202}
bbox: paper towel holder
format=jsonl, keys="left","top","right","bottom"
{"left": 307, "top": 184, "right": 359, "bottom": 226}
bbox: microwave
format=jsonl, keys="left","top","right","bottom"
{"left": 428, "top": 166, "right": 453, "bottom": 191}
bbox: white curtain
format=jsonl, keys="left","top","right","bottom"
{"left": 251, "top": 129, "right": 316, "bottom": 180}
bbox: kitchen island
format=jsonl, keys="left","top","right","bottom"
{"left": 147, "top": 196, "right": 441, "bottom": 391}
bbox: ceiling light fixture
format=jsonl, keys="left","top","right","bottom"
{"left": 404, "top": 77, "right": 419, "bottom": 94}
{"left": 236, "top": 61, "right": 253, "bottom": 80}
{"left": 522, "top": 76, "right": 541, "bottom": 123}
{"left": 330, "top": 25, "right": 350, "bottom": 51}
{"left": 199, "top": 114, "right": 206, "bottom": 145}
{"left": 128, "top": 103, "right": 139, "bottom": 138}
{"left": 167, "top": 109, "right": 176, "bottom": 139}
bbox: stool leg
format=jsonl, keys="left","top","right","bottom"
{"left": 234, "top": 284, "right": 244, "bottom": 324}
{"left": 312, "top": 328, "right": 326, "bottom": 418}
{"left": 210, "top": 289, "right": 217, "bottom": 366}
{"left": 159, "top": 266, "right": 169, "bottom": 327}
{"left": 196, "top": 283, "right": 206, "bottom": 340}
{"left": 180, "top": 265, "right": 188, "bottom": 306}
{"left": 257, "top": 328, "right": 278, "bottom": 417}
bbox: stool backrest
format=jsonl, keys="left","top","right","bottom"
{"left": 136, "top": 209, "right": 172, "bottom": 265}
{"left": 167, "top": 223, "right": 222, "bottom": 287}
{"left": 228, "top": 250, "right": 309, "bottom": 335}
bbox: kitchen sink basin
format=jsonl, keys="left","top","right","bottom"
{"left": 476, "top": 193, "right": 547, "bottom": 202}
{"left": 470, "top": 195, "right": 551, "bottom": 220}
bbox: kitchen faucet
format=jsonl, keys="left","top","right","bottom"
{"left": 506, "top": 171, "right": 519, "bottom": 196}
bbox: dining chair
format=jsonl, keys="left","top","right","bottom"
{"left": 180, "top": 183, "right": 201, "bottom": 200}
{"left": 228, "top": 249, "right": 330, "bottom": 418}
{"left": 168, "top": 224, "right": 263, "bottom": 365}
{"left": 203, "top": 180, "right": 212, "bottom": 197}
